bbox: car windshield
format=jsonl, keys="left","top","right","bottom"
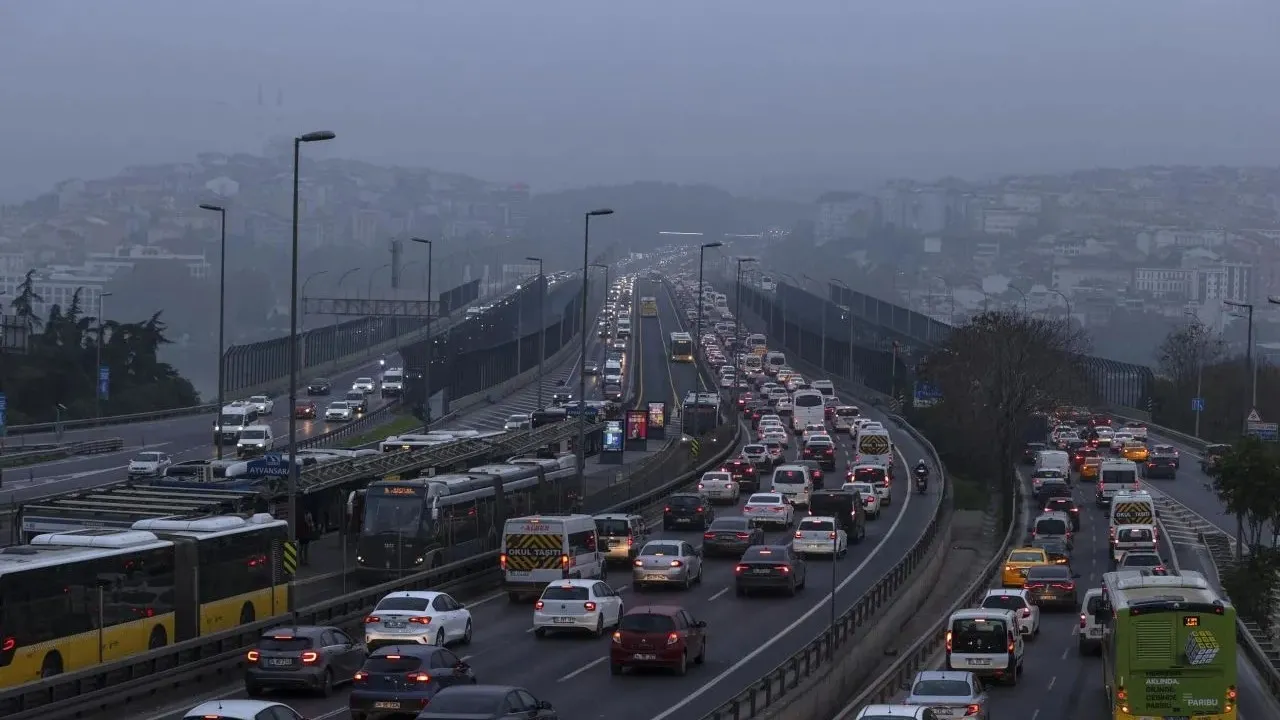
{"left": 799, "top": 519, "right": 834, "bottom": 532}
{"left": 981, "top": 594, "right": 1027, "bottom": 610}
{"left": 913, "top": 679, "right": 972, "bottom": 697}
{"left": 541, "top": 586, "right": 589, "bottom": 600}
{"left": 311, "top": 378, "right": 329, "bottom": 385}
{"left": 364, "top": 655, "right": 425, "bottom": 673}
{"left": 219, "top": 413, "right": 246, "bottom": 425}
{"left": 594, "top": 519, "right": 629, "bottom": 535}
{"left": 640, "top": 542, "right": 681, "bottom": 556}
{"left": 133, "top": 452, "right": 163, "bottom": 462}
{"left": 1026, "top": 566, "right": 1071, "bottom": 581}
{"left": 258, "top": 636, "right": 312, "bottom": 650}
{"left": 507, "top": 415, "right": 527, "bottom": 423}
{"left": 1035, "top": 519, "right": 1068, "bottom": 535}
{"left": 744, "top": 445, "right": 765, "bottom": 455}
{"left": 1009, "top": 551, "right": 1044, "bottom": 563}
{"left": 240, "top": 430, "right": 266, "bottom": 440}
{"left": 749, "top": 494, "right": 782, "bottom": 505}
{"left": 669, "top": 496, "right": 700, "bottom": 507}
{"left": 853, "top": 467, "right": 885, "bottom": 482}
{"left": 774, "top": 470, "right": 806, "bottom": 484}
{"left": 328, "top": 402, "right": 348, "bottom": 410}
{"left": 619, "top": 613, "right": 676, "bottom": 633}
{"left": 374, "top": 596, "right": 431, "bottom": 612}
{"left": 742, "top": 546, "right": 783, "bottom": 560}
{"left": 1118, "top": 527, "right": 1153, "bottom": 542}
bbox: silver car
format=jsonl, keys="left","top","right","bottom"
{"left": 900, "top": 670, "right": 989, "bottom": 720}
{"left": 632, "top": 540, "right": 703, "bottom": 591}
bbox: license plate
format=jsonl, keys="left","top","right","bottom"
{"left": 553, "top": 617, "right": 576, "bottom": 624}
{"left": 267, "top": 658, "right": 293, "bottom": 666}
{"left": 1042, "top": 594, "right": 1056, "bottom": 600}
{"left": 1088, "top": 629, "right": 1102, "bottom": 637}
{"left": 966, "top": 658, "right": 992, "bottom": 666}
{"left": 385, "top": 621, "right": 407, "bottom": 628}
{"left": 751, "top": 569, "right": 771, "bottom": 574}
{"left": 633, "top": 653, "right": 656, "bottom": 660}
{"left": 645, "top": 574, "right": 666, "bottom": 581}
{"left": 676, "top": 518, "right": 690, "bottom": 523}
{"left": 374, "top": 702, "right": 402, "bottom": 710}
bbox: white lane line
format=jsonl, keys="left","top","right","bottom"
{"left": 1047, "top": 675, "right": 1056, "bottom": 690}
{"left": 708, "top": 587, "right": 729, "bottom": 601}
{"left": 649, "top": 443, "right": 917, "bottom": 720}
{"left": 313, "top": 708, "right": 348, "bottom": 720}
{"left": 1060, "top": 646, "right": 1069, "bottom": 660}
{"left": 558, "top": 656, "right": 608, "bottom": 682}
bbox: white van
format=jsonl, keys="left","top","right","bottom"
{"left": 810, "top": 379, "right": 836, "bottom": 398}
{"left": 945, "top": 608, "right": 1025, "bottom": 685}
{"left": 500, "top": 514, "right": 606, "bottom": 601}
{"left": 235, "top": 424, "right": 274, "bottom": 457}
{"left": 1076, "top": 588, "right": 1105, "bottom": 655}
{"left": 854, "top": 426, "right": 894, "bottom": 469}
{"left": 770, "top": 465, "right": 814, "bottom": 507}
{"left": 742, "top": 354, "right": 763, "bottom": 374}
{"left": 1095, "top": 459, "right": 1140, "bottom": 507}
{"left": 747, "top": 334, "right": 767, "bottom": 350}
{"left": 1108, "top": 490, "right": 1155, "bottom": 529}
{"left": 832, "top": 406, "right": 861, "bottom": 432}
{"left": 214, "top": 401, "right": 260, "bottom": 445}
{"left": 791, "top": 390, "right": 826, "bottom": 433}
{"left": 1035, "top": 449, "right": 1070, "bottom": 477}
{"left": 765, "top": 351, "right": 787, "bottom": 376}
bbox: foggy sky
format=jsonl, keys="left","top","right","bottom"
{"left": 3, "top": 0, "right": 1279, "bottom": 201}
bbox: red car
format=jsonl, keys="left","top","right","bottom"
{"left": 294, "top": 400, "right": 317, "bottom": 419}
{"left": 721, "top": 458, "right": 758, "bottom": 491}
{"left": 610, "top": 605, "right": 707, "bottom": 676}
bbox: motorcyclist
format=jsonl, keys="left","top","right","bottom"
{"left": 914, "top": 460, "right": 929, "bottom": 489}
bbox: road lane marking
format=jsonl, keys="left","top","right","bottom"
{"left": 708, "top": 587, "right": 729, "bottom": 601}
{"left": 558, "top": 656, "right": 607, "bottom": 682}
{"left": 1047, "top": 675, "right": 1056, "bottom": 690}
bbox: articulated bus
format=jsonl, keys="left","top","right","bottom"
{"left": 0, "top": 514, "right": 288, "bottom": 689}
{"left": 640, "top": 296, "right": 658, "bottom": 318}
{"left": 1097, "top": 570, "right": 1237, "bottom": 720}
{"left": 670, "top": 332, "right": 694, "bottom": 362}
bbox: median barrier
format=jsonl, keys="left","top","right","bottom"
{"left": 0, "top": 402, "right": 743, "bottom": 720}
{"left": 0, "top": 438, "right": 124, "bottom": 468}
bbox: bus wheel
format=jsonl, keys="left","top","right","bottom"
{"left": 240, "top": 603, "right": 256, "bottom": 625}
{"left": 40, "top": 652, "right": 63, "bottom": 678}
{"left": 148, "top": 626, "right": 168, "bottom": 650}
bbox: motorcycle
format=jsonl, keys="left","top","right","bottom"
{"left": 914, "top": 468, "right": 929, "bottom": 494}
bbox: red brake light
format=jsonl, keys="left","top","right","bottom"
{"left": 734, "top": 564, "right": 748, "bottom": 573}
{"left": 1080, "top": 613, "right": 1087, "bottom": 629}
{"left": 670, "top": 560, "right": 683, "bottom": 568}
{"left": 777, "top": 565, "right": 791, "bottom": 574}
{"left": 408, "top": 616, "right": 432, "bottom": 625}
{"left": 246, "top": 650, "right": 260, "bottom": 662}
{"left": 499, "top": 553, "right": 508, "bottom": 570}
{"left": 794, "top": 531, "right": 803, "bottom": 539}
{"left": 365, "top": 616, "right": 380, "bottom": 623}
{"left": 407, "top": 672, "right": 432, "bottom": 683}
{"left": 584, "top": 601, "right": 597, "bottom": 611}
{"left": 354, "top": 671, "right": 369, "bottom": 682}
{"left": 966, "top": 704, "right": 980, "bottom": 716}
{"left": 945, "top": 630, "right": 952, "bottom": 652}
{"left": 301, "top": 651, "right": 319, "bottom": 664}
{"left": 696, "top": 507, "right": 705, "bottom": 513}
{"left": 735, "top": 532, "right": 751, "bottom": 539}
{"left": 1021, "top": 608, "right": 1031, "bottom": 617}
{"left": 828, "top": 532, "right": 837, "bottom": 540}
{"left": 664, "top": 506, "right": 671, "bottom": 513}
{"left": 535, "top": 600, "right": 545, "bottom": 610}
{"left": 667, "top": 632, "right": 680, "bottom": 645}
{"left": 704, "top": 532, "right": 716, "bottom": 539}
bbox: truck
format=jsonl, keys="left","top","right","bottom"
{"left": 1095, "top": 571, "right": 1237, "bottom": 719}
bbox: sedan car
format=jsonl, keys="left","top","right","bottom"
{"left": 901, "top": 670, "right": 990, "bottom": 720}
{"left": 306, "top": 378, "right": 331, "bottom": 396}
{"left": 663, "top": 493, "right": 713, "bottom": 529}
{"left": 1117, "top": 550, "right": 1169, "bottom": 575}
{"left": 700, "top": 517, "right": 764, "bottom": 557}
{"left": 503, "top": 413, "right": 531, "bottom": 431}
{"left": 603, "top": 384, "right": 624, "bottom": 401}
{"left": 740, "top": 444, "right": 770, "bottom": 468}
{"left": 352, "top": 377, "right": 376, "bottom": 394}
{"left": 244, "top": 625, "right": 367, "bottom": 696}
{"left": 344, "top": 390, "right": 369, "bottom": 414}
{"left": 183, "top": 701, "right": 307, "bottom": 720}
{"left": 742, "top": 492, "right": 794, "bottom": 529}
{"left": 734, "top": 544, "right": 806, "bottom": 596}
{"left": 979, "top": 590, "right": 1040, "bottom": 638}
{"left": 325, "top": 401, "right": 354, "bottom": 422}
{"left": 415, "top": 685, "right": 558, "bottom": 720}
{"left": 294, "top": 400, "right": 317, "bottom": 419}
{"left": 632, "top": 540, "right": 704, "bottom": 591}
{"left": 696, "top": 471, "right": 739, "bottom": 504}
{"left": 583, "top": 361, "right": 600, "bottom": 375}
{"left": 364, "top": 591, "right": 473, "bottom": 650}
{"left": 247, "top": 395, "right": 275, "bottom": 415}
{"left": 349, "top": 645, "right": 475, "bottom": 719}
{"left": 128, "top": 451, "right": 173, "bottom": 479}
{"left": 1022, "top": 564, "right": 1079, "bottom": 609}
{"left": 532, "top": 579, "right": 623, "bottom": 637}
{"left": 1143, "top": 453, "right": 1178, "bottom": 479}
{"left": 1151, "top": 444, "right": 1179, "bottom": 467}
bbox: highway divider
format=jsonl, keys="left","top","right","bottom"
{"left": 0, "top": 438, "right": 124, "bottom": 468}
{"left": 0, "top": 408, "right": 743, "bottom": 720}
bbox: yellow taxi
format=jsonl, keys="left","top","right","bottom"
{"left": 1122, "top": 441, "right": 1149, "bottom": 462}
{"left": 1002, "top": 547, "right": 1050, "bottom": 587}
{"left": 1080, "top": 456, "right": 1102, "bottom": 480}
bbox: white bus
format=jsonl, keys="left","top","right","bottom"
{"left": 791, "top": 389, "right": 826, "bottom": 433}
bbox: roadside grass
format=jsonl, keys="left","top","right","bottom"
{"left": 950, "top": 472, "right": 990, "bottom": 511}
{"left": 340, "top": 414, "right": 423, "bottom": 448}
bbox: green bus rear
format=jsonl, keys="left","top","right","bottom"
{"left": 1101, "top": 595, "right": 1237, "bottom": 719}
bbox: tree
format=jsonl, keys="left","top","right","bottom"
{"left": 9, "top": 270, "right": 43, "bottom": 337}
{"left": 1210, "top": 435, "right": 1280, "bottom": 630}
{"left": 1156, "top": 320, "right": 1225, "bottom": 388}
{"left": 915, "top": 311, "right": 1093, "bottom": 506}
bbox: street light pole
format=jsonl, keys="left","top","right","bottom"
{"left": 527, "top": 256, "right": 545, "bottom": 409}
{"left": 1050, "top": 289, "right": 1071, "bottom": 327}
{"left": 833, "top": 278, "right": 854, "bottom": 382}
{"left": 198, "top": 204, "right": 228, "bottom": 458}
{"left": 334, "top": 266, "right": 361, "bottom": 368}
{"left": 1009, "top": 285, "right": 1028, "bottom": 314}
{"left": 696, "top": 242, "right": 723, "bottom": 392}
{"left": 287, "top": 129, "right": 336, "bottom": 547}
{"left": 94, "top": 292, "right": 113, "bottom": 420}
{"left": 1184, "top": 310, "right": 1204, "bottom": 439}
{"left": 934, "top": 275, "right": 955, "bottom": 325}
{"left": 734, "top": 257, "right": 756, "bottom": 404}
{"left": 1224, "top": 300, "right": 1256, "bottom": 421}
{"left": 579, "top": 210, "right": 615, "bottom": 481}
{"left": 412, "top": 238, "right": 433, "bottom": 425}
{"left": 802, "top": 274, "right": 826, "bottom": 370}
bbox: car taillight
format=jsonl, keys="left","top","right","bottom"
{"left": 1053, "top": 582, "right": 1075, "bottom": 591}
{"left": 667, "top": 632, "right": 680, "bottom": 645}
{"left": 1155, "top": 565, "right": 1166, "bottom": 573}
{"left": 1079, "top": 613, "right": 1088, "bottom": 628}
{"left": 634, "top": 559, "right": 644, "bottom": 567}
{"left": 535, "top": 601, "right": 545, "bottom": 610}
{"left": 409, "top": 616, "right": 432, "bottom": 625}
{"left": 499, "top": 554, "right": 508, "bottom": 570}
{"left": 301, "top": 651, "right": 319, "bottom": 664}
{"left": 864, "top": 497, "right": 873, "bottom": 505}
{"left": 777, "top": 565, "right": 791, "bottom": 574}
{"left": 825, "top": 448, "right": 833, "bottom": 455}
{"left": 735, "top": 564, "right": 748, "bottom": 573}
{"left": 704, "top": 532, "right": 716, "bottom": 539}
{"left": 364, "top": 616, "right": 380, "bottom": 623}
{"left": 584, "top": 602, "right": 597, "bottom": 611}
{"left": 697, "top": 483, "right": 705, "bottom": 490}
{"left": 407, "top": 672, "right": 432, "bottom": 683}
{"left": 670, "top": 560, "right": 683, "bottom": 568}
{"left": 735, "top": 532, "right": 751, "bottom": 539}
{"left": 965, "top": 704, "right": 980, "bottom": 716}
{"left": 945, "top": 630, "right": 952, "bottom": 652}
{"left": 696, "top": 507, "right": 705, "bottom": 513}
{"left": 612, "top": 631, "right": 622, "bottom": 644}
{"left": 627, "top": 536, "right": 634, "bottom": 546}
{"left": 1021, "top": 608, "right": 1031, "bottom": 617}
{"left": 354, "top": 671, "right": 368, "bottom": 682}
{"left": 246, "top": 650, "right": 260, "bottom": 662}
{"left": 561, "top": 554, "right": 570, "bottom": 568}
{"left": 664, "top": 506, "right": 672, "bottom": 513}
{"left": 1025, "top": 582, "right": 1045, "bottom": 589}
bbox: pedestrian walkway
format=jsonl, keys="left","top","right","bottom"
{"left": 1144, "top": 485, "right": 1218, "bottom": 546}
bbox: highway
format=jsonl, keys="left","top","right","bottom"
{"left": 139, "top": 273, "right": 943, "bottom": 720}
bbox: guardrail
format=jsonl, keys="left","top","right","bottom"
{"left": 0, "top": 403, "right": 743, "bottom": 719}
{"left": 0, "top": 438, "right": 124, "bottom": 468}
{"left": 1108, "top": 408, "right": 1211, "bottom": 453}
{"left": 295, "top": 400, "right": 402, "bottom": 451}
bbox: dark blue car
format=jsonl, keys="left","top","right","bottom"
{"left": 349, "top": 645, "right": 476, "bottom": 720}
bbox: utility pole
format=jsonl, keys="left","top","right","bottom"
{"left": 526, "top": 256, "right": 545, "bottom": 409}
{"left": 412, "top": 238, "right": 433, "bottom": 425}
{"left": 198, "top": 203, "right": 228, "bottom": 459}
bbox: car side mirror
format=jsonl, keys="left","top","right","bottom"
{"left": 696, "top": 620, "right": 707, "bottom": 628}
{"left": 538, "top": 701, "right": 554, "bottom": 710}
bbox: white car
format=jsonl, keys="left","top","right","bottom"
{"left": 604, "top": 372, "right": 623, "bottom": 385}
{"left": 793, "top": 516, "right": 847, "bottom": 557}
{"left": 532, "top": 579, "right": 623, "bottom": 637}
{"left": 325, "top": 401, "right": 354, "bottom": 421}
{"left": 848, "top": 463, "right": 892, "bottom": 506}
{"left": 800, "top": 424, "right": 827, "bottom": 441}
{"left": 980, "top": 589, "right": 1040, "bottom": 638}
{"left": 762, "top": 429, "right": 789, "bottom": 448}
{"left": 719, "top": 374, "right": 736, "bottom": 389}
{"left": 503, "top": 413, "right": 531, "bottom": 431}
{"left": 128, "top": 451, "right": 172, "bottom": 478}
{"left": 842, "top": 481, "right": 882, "bottom": 518}
{"left": 352, "top": 377, "right": 376, "bottom": 394}
{"left": 183, "top": 700, "right": 306, "bottom": 720}
{"left": 365, "top": 590, "right": 473, "bottom": 648}
{"left": 743, "top": 493, "right": 794, "bottom": 529}
{"left": 697, "top": 471, "right": 740, "bottom": 504}
{"left": 246, "top": 395, "right": 275, "bottom": 415}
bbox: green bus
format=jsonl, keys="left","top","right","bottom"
{"left": 1096, "top": 571, "right": 1237, "bottom": 720}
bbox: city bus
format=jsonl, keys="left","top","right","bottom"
{"left": 1096, "top": 570, "right": 1237, "bottom": 720}
{"left": 670, "top": 332, "right": 694, "bottom": 362}
{"left": 640, "top": 296, "right": 658, "bottom": 318}
{"left": 0, "top": 514, "right": 288, "bottom": 688}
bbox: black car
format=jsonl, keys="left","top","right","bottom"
{"left": 1030, "top": 538, "right": 1071, "bottom": 566}
{"left": 551, "top": 391, "right": 573, "bottom": 406}
{"left": 1042, "top": 497, "right": 1080, "bottom": 530}
{"left": 349, "top": 645, "right": 476, "bottom": 720}
{"left": 1022, "top": 564, "right": 1079, "bottom": 609}
{"left": 797, "top": 459, "right": 825, "bottom": 489}
{"left": 701, "top": 517, "right": 765, "bottom": 557}
{"left": 734, "top": 545, "right": 807, "bottom": 597}
{"left": 416, "top": 685, "right": 558, "bottom": 720}
{"left": 1022, "top": 442, "right": 1046, "bottom": 465}
{"left": 802, "top": 438, "right": 837, "bottom": 470}
{"left": 307, "top": 378, "right": 332, "bottom": 396}
{"left": 663, "top": 493, "right": 713, "bottom": 530}
{"left": 807, "top": 489, "right": 868, "bottom": 541}
{"left": 722, "top": 458, "right": 759, "bottom": 492}
{"left": 345, "top": 390, "right": 369, "bottom": 414}
{"left": 1144, "top": 454, "right": 1178, "bottom": 479}
{"left": 245, "top": 625, "right": 368, "bottom": 696}
{"left": 1036, "top": 479, "right": 1071, "bottom": 501}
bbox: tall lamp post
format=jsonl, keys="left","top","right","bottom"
{"left": 333, "top": 266, "right": 361, "bottom": 367}
{"left": 94, "top": 292, "right": 113, "bottom": 420}
{"left": 578, "top": 210, "right": 615, "bottom": 480}
{"left": 198, "top": 203, "right": 228, "bottom": 458}
{"left": 1225, "top": 298, "right": 1255, "bottom": 561}
{"left": 934, "top": 275, "right": 955, "bottom": 325}
{"left": 411, "top": 238, "right": 433, "bottom": 425}
{"left": 695, "top": 241, "right": 723, "bottom": 391}
{"left": 1184, "top": 310, "right": 1205, "bottom": 439}
{"left": 802, "top": 273, "right": 827, "bottom": 371}
{"left": 1049, "top": 289, "right": 1071, "bottom": 327}
{"left": 734, "top": 257, "right": 756, "bottom": 403}
{"left": 286, "top": 129, "right": 335, "bottom": 548}
{"left": 526, "top": 256, "right": 545, "bottom": 409}
{"left": 832, "top": 278, "right": 856, "bottom": 382}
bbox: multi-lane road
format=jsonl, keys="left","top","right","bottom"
{"left": 139, "top": 275, "right": 943, "bottom": 720}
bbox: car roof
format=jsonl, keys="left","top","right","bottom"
{"left": 856, "top": 705, "right": 930, "bottom": 717}
{"left": 542, "top": 579, "right": 598, "bottom": 589}
{"left": 370, "top": 644, "right": 440, "bottom": 657}
{"left": 186, "top": 700, "right": 291, "bottom": 717}
{"left": 983, "top": 588, "right": 1029, "bottom": 598}
{"left": 914, "top": 669, "right": 975, "bottom": 682}
{"left": 259, "top": 625, "right": 331, "bottom": 638}
{"left": 379, "top": 590, "right": 444, "bottom": 601}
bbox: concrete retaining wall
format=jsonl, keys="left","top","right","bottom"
{"left": 447, "top": 333, "right": 582, "bottom": 417}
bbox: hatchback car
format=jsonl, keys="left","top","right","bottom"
{"left": 979, "top": 590, "right": 1040, "bottom": 638}
{"left": 900, "top": 670, "right": 990, "bottom": 720}
{"left": 349, "top": 645, "right": 476, "bottom": 720}
{"left": 663, "top": 493, "right": 713, "bottom": 530}
{"left": 852, "top": 706, "right": 939, "bottom": 720}
{"left": 633, "top": 540, "right": 704, "bottom": 591}
{"left": 1143, "top": 453, "right": 1178, "bottom": 479}
{"left": 245, "top": 625, "right": 367, "bottom": 697}
{"left": 609, "top": 605, "right": 707, "bottom": 676}
{"left": 803, "top": 437, "right": 837, "bottom": 470}
{"left": 183, "top": 700, "right": 307, "bottom": 720}
{"left": 1117, "top": 550, "right": 1169, "bottom": 575}
{"left": 415, "top": 685, "right": 558, "bottom": 720}
{"left": 700, "top": 517, "right": 764, "bottom": 557}
{"left": 532, "top": 579, "right": 624, "bottom": 637}
{"left": 1041, "top": 497, "right": 1080, "bottom": 531}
